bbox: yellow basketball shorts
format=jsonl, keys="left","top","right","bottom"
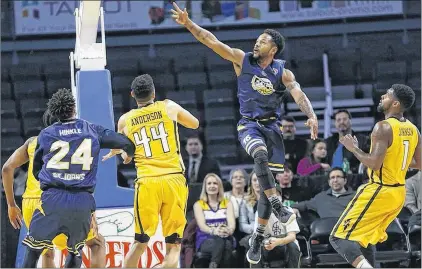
{"left": 331, "top": 183, "right": 405, "bottom": 247}
{"left": 134, "top": 173, "right": 188, "bottom": 244}
{"left": 22, "top": 198, "right": 96, "bottom": 251}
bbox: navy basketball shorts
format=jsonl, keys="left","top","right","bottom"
{"left": 22, "top": 188, "right": 96, "bottom": 255}
{"left": 237, "top": 118, "right": 285, "bottom": 173}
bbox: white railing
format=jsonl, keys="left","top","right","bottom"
{"left": 322, "top": 53, "right": 333, "bottom": 138}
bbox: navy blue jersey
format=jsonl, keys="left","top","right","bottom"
{"left": 33, "top": 119, "right": 135, "bottom": 192}
{"left": 237, "top": 52, "right": 286, "bottom": 119}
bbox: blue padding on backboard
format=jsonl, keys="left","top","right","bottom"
{"left": 76, "top": 70, "right": 134, "bottom": 208}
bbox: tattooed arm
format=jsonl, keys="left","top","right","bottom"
{"left": 171, "top": 2, "right": 244, "bottom": 66}
{"left": 282, "top": 69, "right": 318, "bottom": 139}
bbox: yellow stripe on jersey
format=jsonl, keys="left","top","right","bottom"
{"left": 367, "top": 118, "right": 418, "bottom": 186}
{"left": 125, "top": 101, "right": 185, "bottom": 178}
{"left": 22, "top": 137, "right": 42, "bottom": 199}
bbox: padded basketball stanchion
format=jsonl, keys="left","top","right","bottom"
{"left": 76, "top": 70, "right": 134, "bottom": 208}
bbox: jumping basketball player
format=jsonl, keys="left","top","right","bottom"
{"left": 2, "top": 110, "right": 108, "bottom": 268}
{"left": 330, "top": 84, "right": 421, "bottom": 268}
{"left": 20, "top": 89, "right": 135, "bottom": 268}
{"left": 171, "top": 2, "right": 318, "bottom": 264}
{"left": 103, "top": 74, "right": 199, "bottom": 268}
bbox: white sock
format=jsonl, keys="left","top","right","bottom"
{"left": 356, "top": 259, "right": 373, "bottom": 268}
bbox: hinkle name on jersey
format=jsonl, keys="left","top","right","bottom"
{"left": 59, "top": 129, "right": 82, "bottom": 136}
{"left": 52, "top": 172, "right": 86, "bottom": 181}
{"left": 131, "top": 111, "right": 163, "bottom": 125}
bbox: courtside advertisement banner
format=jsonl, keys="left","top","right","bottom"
{"left": 14, "top": 0, "right": 403, "bottom": 35}
{"left": 35, "top": 207, "right": 172, "bottom": 268}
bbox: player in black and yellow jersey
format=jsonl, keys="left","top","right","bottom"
{"left": 103, "top": 74, "right": 199, "bottom": 268}
{"left": 329, "top": 84, "right": 421, "bottom": 268}
{"left": 1, "top": 110, "right": 106, "bottom": 268}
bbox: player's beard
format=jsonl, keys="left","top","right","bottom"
{"left": 377, "top": 102, "right": 388, "bottom": 113}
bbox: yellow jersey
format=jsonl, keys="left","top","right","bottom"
{"left": 22, "top": 137, "right": 42, "bottom": 198}
{"left": 125, "top": 101, "right": 185, "bottom": 178}
{"left": 368, "top": 118, "right": 419, "bottom": 186}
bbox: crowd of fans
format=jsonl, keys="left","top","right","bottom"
{"left": 2, "top": 108, "right": 420, "bottom": 268}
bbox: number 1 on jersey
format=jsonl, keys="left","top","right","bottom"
{"left": 133, "top": 122, "right": 170, "bottom": 157}
{"left": 401, "top": 140, "right": 410, "bottom": 170}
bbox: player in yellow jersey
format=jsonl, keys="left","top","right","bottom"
{"left": 329, "top": 84, "right": 421, "bottom": 268}
{"left": 1, "top": 110, "right": 106, "bottom": 268}
{"left": 103, "top": 74, "right": 199, "bottom": 268}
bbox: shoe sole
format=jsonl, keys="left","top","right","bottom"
{"left": 246, "top": 252, "right": 260, "bottom": 265}
{"left": 280, "top": 212, "right": 297, "bottom": 225}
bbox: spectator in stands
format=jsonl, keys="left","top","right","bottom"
{"left": 291, "top": 167, "right": 355, "bottom": 218}
{"left": 405, "top": 171, "right": 421, "bottom": 230}
{"left": 325, "top": 110, "right": 370, "bottom": 174}
{"left": 194, "top": 173, "right": 236, "bottom": 268}
{"left": 184, "top": 135, "right": 221, "bottom": 183}
{"left": 276, "top": 163, "right": 320, "bottom": 206}
{"left": 224, "top": 168, "right": 248, "bottom": 219}
{"left": 281, "top": 116, "right": 308, "bottom": 174}
{"left": 249, "top": 193, "right": 301, "bottom": 268}
{"left": 297, "top": 139, "right": 330, "bottom": 176}
{"left": 239, "top": 170, "right": 260, "bottom": 235}
{"left": 405, "top": 171, "right": 421, "bottom": 214}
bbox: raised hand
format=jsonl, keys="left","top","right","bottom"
{"left": 305, "top": 117, "right": 319, "bottom": 140}
{"left": 102, "top": 149, "right": 123, "bottom": 162}
{"left": 171, "top": 2, "right": 189, "bottom": 25}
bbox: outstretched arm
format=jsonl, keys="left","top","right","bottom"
{"left": 171, "top": 2, "right": 244, "bottom": 66}
{"left": 2, "top": 137, "right": 34, "bottom": 228}
{"left": 165, "top": 99, "right": 199, "bottom": 129}
{"left": 282, "top": 69, "right": 318, "bottom": 139}
{"left": 341, "top": 121, "right": 391, "bottom": 171}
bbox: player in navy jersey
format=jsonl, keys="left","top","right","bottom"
{"left": 171, "top": 2, "right": 318, "bottom": 264}
{"left": 21, "top": 89, "right": 136, "bottom": 268}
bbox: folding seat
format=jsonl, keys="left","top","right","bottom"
{"left": 20, "top": 98, "right": 47, "bottom": 117}
{"left": 203, "top": 88, "right": 235, "bottom": 107}
{"left": 1, "top": 119, "right": 21, "bottom": 136}
{"left": 45, "top": 78, "right": 71, "bottom": 97}
{"left": 1, "top": 100, "right": 16, "bottom": 119}
{"left": 166, "top": 90, "right": 197, "bottom": 109}
{"left": 107, "top": 57, "right": 139, "bottom": 77}
{"left": 44, "top": 62, "right": 71, "bottom": 80}
{"left": 9, "top": 64, "right": 42, "bottom": 82}
{"left": 208, "top": 71, "right": 236, "bottom": 90}
{"left": 1, "top": 136, "right": 24, "bottom": 156}
{"left": 22, "top": 117, "right": 44, "bottom": 137}
{"left": 112, "top": 94, "right": 126, "bottom": 114}
{"left": 174, "top": 56, "right": 205, "bottom": 73}
{"left": 13, "top": 81, "right": 45, "bottom": 99}
{"left": 206, "top": 55, "right": 232, "bottom": 73}
{"left": 204, "top": 106, "right": 236, "bottom": 125}
{"left": 139, "top": 57, "right": 172, "bottom": 74}
{"left": 112, "top": 75, "right": 134, "bottom": 94}
{"left": 1, "top": 81, "right": 12, "bottom": 99}
{"left": 204, "top": 123, "right": 236, "bottom": 143}
{"left": 177, "top": 71, "right": 208, "bottom": 91}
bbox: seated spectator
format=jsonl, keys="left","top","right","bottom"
{"left": 292, "top": 167, "right": 355, "bottom": 218}
{"left": 184, "top": 135, "right": 221, "bottom": 183}
{"left": 325, "top": 110, "right": 370, "bottom": 174}
{"left": 297, "top": 139, "right": 330, "bottom": 176}
{"left": 194, "top": 173, "right": 236, "bottom": 268}
{"left": 249, "top": 196, "right": 301, "bottom": 267}
{"left": 224, "top": 168, "right": 248, "bottom": 219}
{"left": 405, "top": 171, "right": 421, "bottom": 230}
{"left": 239, "top": 170, "right": 260, "bottom": 235}
{"left": 405, "top": 171, "right": 421, "bottom": 214}
{"left": 281, "top": 116, "right": 308, "bottom": 174}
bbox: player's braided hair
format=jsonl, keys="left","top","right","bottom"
{"left": 392, "top": 84, "right": 415, "bottom": 111}
{"left": 131, "top": 74, "right": 155, "bottom": 101}
{"left": 47, "top": 88, "right": 75, "bottom": 121}
{"left": 263, "top": 29, "right": 285, "bottom": 56}
{"left": 42, "top": 109, "right": 58, "bottom": 127}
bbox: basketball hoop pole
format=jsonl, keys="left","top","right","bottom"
{"left": 72, "top": 0, "right": 106, "bottom": 72}
{"left": 70, "top": 0, "right": 106, "bottom": 114}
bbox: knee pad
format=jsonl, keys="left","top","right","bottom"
{"left": 165, "top": 233, "right": 182, "bottom": 244}
{"left": 135, "top": 233, "right": 150, "bottom": 243}
{"left": 253, "top": 150, "right": 269, "bottom": 178}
